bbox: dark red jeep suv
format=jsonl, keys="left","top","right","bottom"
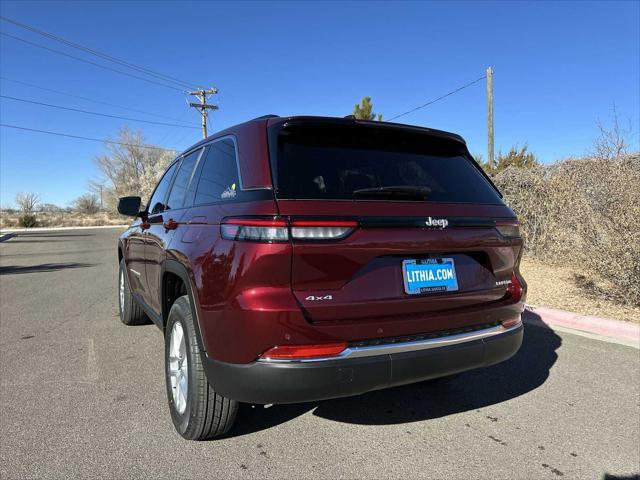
{"left": 117, "top": 115, "right": 526, "bottom": 440}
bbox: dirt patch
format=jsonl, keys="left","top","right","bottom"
{"left": 520, "top": 256, "right": 640, "bottom": 323}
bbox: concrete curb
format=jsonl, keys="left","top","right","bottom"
{"left": 525, "top": 305, "right": 640, "bottom": 348}
{"left": 0, "top": 225, "right": 129, "bottom": 234}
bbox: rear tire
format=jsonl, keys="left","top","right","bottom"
{"left": 165, "top": 295, "right": 238, "bottom": 440}
{"left": 118, "top": 259, "right": 147, "bottom": 325}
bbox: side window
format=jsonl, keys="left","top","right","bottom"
{"left": 165, "top": 149, "right": 202, "bottom": 210}
{"left": 194, "top": 139, "right": 240, "bottom": 205}
{"left": 147, "top": 162, "right": 178, "bottom": 214}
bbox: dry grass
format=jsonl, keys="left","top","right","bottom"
{"left": 520, "top": 256, "right": 640, "bottom": 323}
{"left": 494, "top": 154, "right": 640, "bottom": 307}
{"left": 0, "top": 211, "right": 128, "bottom": 229}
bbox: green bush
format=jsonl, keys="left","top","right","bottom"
{"left": 479, "top": 145, "right": 539, "bottom": 175}
{"left": 18, "top": 214, "right": 37, "bottom": 228}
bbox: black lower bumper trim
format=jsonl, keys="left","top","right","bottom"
{"left": 203, "top": 324, "right": 523, "bottom": 404}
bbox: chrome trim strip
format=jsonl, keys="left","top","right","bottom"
{"left": 257, "top": 319, "right": 522, "bottom": 364}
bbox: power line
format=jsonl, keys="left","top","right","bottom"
{"left": 0, "top": 94, "right": 200, "bottom": 129}
{"left": 0, "top": 32, "right": 186, "bottom": 92}
{"left": 0, "top": 123, "right": 177, "bottom": 151}
{"left": 0, "top": 16, "right": 201, "bottom": 91}
{"left": 386, "top": 75, "right": 487, "bottom": 122}
{"left": 156, "top": 105, "right": 194, "bottom": 146}
{"left": 0, "top": 76, "right": 197, "bottom": 125}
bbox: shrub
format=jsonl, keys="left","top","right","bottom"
{"left": 40, "top": 203, "right": 63, "bottom": 212}
{"left": 494, "top": 154, "right": 640, "bottom": 306}
{"left": 479, "top": 145, "right": 540, "bottom": 175}
{"left": 18, "top": 214, "right": 37, "bottom": 228}
{"left": 73, "top": 194, "right": 100, "bottom": 214}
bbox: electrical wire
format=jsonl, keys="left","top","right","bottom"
{"left": 0, "top": 123, "right": 177, "bottom": 151}
{"left": 156, "top": 104, "right": 195, "bottom": 146}
{"left": 386, "top": 75, "right": 487, "bottom": 121}
{"left": 0, "top": 32, "right": 186, "bottom": 92}
{"left": 0, "top": 76, "right": 197, "bottom": 124}
{"left": 0, "top": 15, "right": 201, "bottom": 91}
{"left": 0, "top": 94, "right": 199, "bottom": 129}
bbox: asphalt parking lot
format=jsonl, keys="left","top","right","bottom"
{"left": 1, "top": 227, "right": 638, "bottom": 479}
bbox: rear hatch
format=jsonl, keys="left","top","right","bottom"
{"left": 268, "top": 118, "right": 523, "bottom": 329}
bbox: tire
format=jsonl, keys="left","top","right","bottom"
{"left": 118, "top": 259, "right": 148, "bottom": 326}
{"left": 165, "top": 295, "right": 238, "bottom": 440}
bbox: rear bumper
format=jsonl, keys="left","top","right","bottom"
{"left": 203, "top": 321, "right": 523, "bottom": 404}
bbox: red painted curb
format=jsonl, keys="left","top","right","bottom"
{"left": 525, "top": 305, "right": 640, "bottom": 344}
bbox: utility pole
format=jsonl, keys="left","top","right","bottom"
{"left": 486, "top": 66, "right": 494, "bottom": 169}
{"left": 189, "top": 88, "right": 218, "bottom": 138}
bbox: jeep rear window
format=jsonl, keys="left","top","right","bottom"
{"left": 270, "top": 123, "right": 502, "bottom": 204}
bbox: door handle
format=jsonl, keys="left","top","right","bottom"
{"left": 163, "top": 218, "right": 179, "bottom": 230}
{"left": 142, "top": 213, "right": 162, "bottom": 230}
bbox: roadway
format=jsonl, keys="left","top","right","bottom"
{"left": 1, "top": 227, "right": 638, "bottom": 479}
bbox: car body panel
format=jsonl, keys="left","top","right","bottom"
{"left": 144, "top": 209, "right": 185, "bottom": 314}
{"left": 118, "top": 114, "right": 526, "bottom": 376}
{"left": 123, "top": 222, "right": 147, "bottom": 294}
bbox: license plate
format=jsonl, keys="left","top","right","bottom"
{"left": 402, "top": 258, "right": 459, "bottom": 295}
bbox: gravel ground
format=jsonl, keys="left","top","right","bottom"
{"left": 520, "top": 256, "right": 640, "bottom": 323}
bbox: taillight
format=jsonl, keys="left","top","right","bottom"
{"left": 259, "top": 342, "right": 348, "bottom": 361}
{"left": 496, "top": 223, "right": 521, "bottom": 238}
{"left": 221, "top": 218, "right": 289, "bottom": 242}
{"left": 221, "top": 217, "right": 358, "bottom": 242}
{"left": 506, "top": 272, "right": 523, "bottom": 302}
{"left": 290, "top": 219, "right": 358, "bottom": 240}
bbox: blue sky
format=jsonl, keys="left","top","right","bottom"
{"left": 1, "top": 0, "right": 638, "bottom": 207}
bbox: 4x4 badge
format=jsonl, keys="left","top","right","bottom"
{"left": 305, "top": 295, "right": 333, "bottom": 301}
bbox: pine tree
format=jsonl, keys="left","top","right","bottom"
{"left": 353, "top": 96, "right": 382, "bottom": 121}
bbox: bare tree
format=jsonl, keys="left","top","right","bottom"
{"left": 593, "top": 105, "right": 635, "bottom": 160}
{"left": 15, "top": 192, "right": 40, "bottom": 213}
{"left": 73, "top": 194, "right": 100, "bottom": 214}
{"left": 94, "top": 126, "right": 177, "bottom": 211}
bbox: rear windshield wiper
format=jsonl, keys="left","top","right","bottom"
{"left": 353, "top": 186, "right": 431, "bottom": 200}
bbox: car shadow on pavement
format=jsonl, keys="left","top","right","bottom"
{"left": 0, "top": 262, "right": 95, "bottom": 275}
{"left": 229, "top": 311, "right": 561, "bottom": 437}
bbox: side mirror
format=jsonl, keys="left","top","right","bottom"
{"left": 117, "top": 196, "right": 143, "bottom": 217}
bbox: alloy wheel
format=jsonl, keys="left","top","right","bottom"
{"left": 168, "top": 321, "right": 189, "bottom": 414}
{"left": 119, "top": 269, "right": 125, "bottom": 312}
